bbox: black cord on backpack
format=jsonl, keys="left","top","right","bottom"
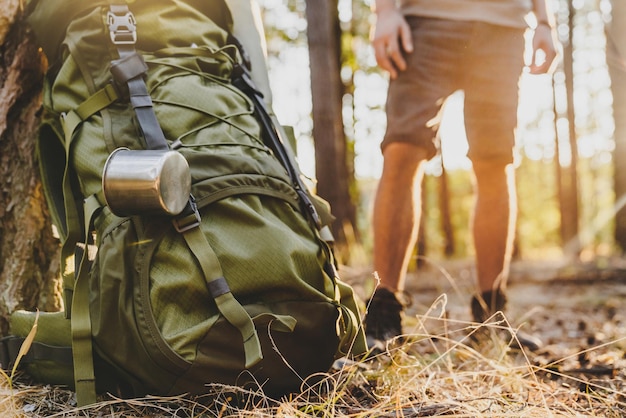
{"left": 230, "top": 57, "right": 323, "bottom": 230}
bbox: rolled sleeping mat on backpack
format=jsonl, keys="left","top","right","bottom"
{"left": 1, "top": 311, "right": 74, "bottom": 388}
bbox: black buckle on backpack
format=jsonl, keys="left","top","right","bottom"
{"left": 107, "top": 9, "right": 137, "bottom": 45}
{"left": 173, "top": 198, "right": 201, "bottom": 233}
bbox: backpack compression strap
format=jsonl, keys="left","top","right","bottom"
{"left": 174, "top": 203, "right": 262, "bottom": 369}
{"left": 71, "top": 194, "right": 103, "bottom": 406}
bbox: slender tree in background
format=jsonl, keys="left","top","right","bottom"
{"left": 555, "top": 0, "right": 580, "bottom": 255}
{"left": 304, "top": 0, "right": 358, "bottom": 258}
{"left": 438, "top": 164, "right": 455, "bottom": 257}
{"left": 607, "top": 0, "right": 626, "bottom": 251}
{"left": 0, "top": 2, "right": 61, "bottom": 334}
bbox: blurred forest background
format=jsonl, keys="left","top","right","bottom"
{"left": 256, "top": 0, "right": 624, "bottom": 270}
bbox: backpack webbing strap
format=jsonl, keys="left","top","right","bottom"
{"left": 71, "top": 194, "right": 103, "bottom": 406}
{"left": 108, "top": 5, "right": 168, "bottom": 151}
{"left": 72, "top": 272, "right": 96, "bottom": 407}
{"left": 61, "top": 84, "right": 119, "bottom": 141}
{"left": 334, "top": 280, "right": 368, "bottom": 357}
{"left": 51, "top": 39, "right": 122, "bottom": 406}
{"left": 56, "top": 26, "right": 125, "bottom": 319}
{"left": 58, "top": 117, "right": 83, "bottom": 317}
{"left": 177, "top": 207, "right": 263, "bottom": 369}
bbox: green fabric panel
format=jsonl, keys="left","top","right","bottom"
{"left": 9, "top": 311, "right": 71, "bottom": 347}
{"left": 149, "top": 194, "right": 330, "bottom": 361}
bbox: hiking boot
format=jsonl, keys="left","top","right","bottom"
{"left": 471, "top": 289, "right": 507, "bottom": 323}
{"left": 363, "top": 288, "right": 404, "bottom": 350}
{"left": 470, "top": 289, "right": 543, "bottom": 352}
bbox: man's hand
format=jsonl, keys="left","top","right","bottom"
{"left": 371, "top": 8, "right": 413, "bottom": 79}
{"left": 529, "top": 24, "right": 558, "bottom": 74}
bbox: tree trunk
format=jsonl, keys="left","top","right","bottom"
{"left": 607, "top": 0, "right": 626, "bottom": 251}
{"left": 438, "top": 163, "right": 455, "bottom": 257}
{"left": 556, "top": 0, "right": 580, "bottom": 256}
{"left": 0, "top": 2, "right": 61, "bottom": 335}
{"left": 415, "top": 176, "right": 426, "bottom": 269}
{"left": 304, "top": 0, "right": 357, "bottom": 259}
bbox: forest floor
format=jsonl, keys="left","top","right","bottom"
{"left": 339, "top": 256, "right": 626, "bottom": 416}
{"left": 356, "top": 256, "right": 626, "bottom": 349}
{"left": 2, "top": 257, "right": 625, "bottom": 416}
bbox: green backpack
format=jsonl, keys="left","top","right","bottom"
{"left": 1, "top": 0, "right": 366, "bottom": 406}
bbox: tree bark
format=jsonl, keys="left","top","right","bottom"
{"left": 607, "top": 0, "right": 626, "bottom": 251}
{"left": 0, "top": 2, "right": 61, "bottom": 335}
{"left": 304, "top": 0, "right": 357, "bottom": 258}
{"left": 438, "top": 163, "right": 455, "bottom": 257}
{"left": 556, "top": 0, "right": 580, "bottom": 256}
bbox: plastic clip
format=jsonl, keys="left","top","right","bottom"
{"left": 107, "top": 10, "right": 137, "bottom": 45}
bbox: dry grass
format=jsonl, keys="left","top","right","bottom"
{"left": 2, "top": 295, "right": 624, "bottom": 418}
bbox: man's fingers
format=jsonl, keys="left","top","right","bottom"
{"left": 529, "top": 47, "right": 557, "bottom": 74}
{"left": 387, "top": 43, "right": 406, "bottom": 72}
{"left": 374, "top": 42, "right": 398, "bottom": 78}
{"left": 400, "top": 20, "right": 414, "bottom": 54}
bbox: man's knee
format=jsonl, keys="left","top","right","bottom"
{"left": 382, "top": 142, "right": 430, "bottom": 168}
{"left": 471, "top": 159, "right": 515, "bottom": 195}
{"left": 378, "top": 143, "right": 430, "bottom": 189}
{"left": 471, "top": 158, "right": 512, "bottom": 178}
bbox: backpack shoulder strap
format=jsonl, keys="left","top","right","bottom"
{"left": 37, "top": 114, "right": 85, "bottom": 317}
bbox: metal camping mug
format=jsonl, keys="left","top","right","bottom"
{"left": 102, "top": 148, "right": 191, "bottom": 217}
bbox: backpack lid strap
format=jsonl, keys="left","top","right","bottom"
{"left": 110, "top": 51, "right": 148, "bottom": 82}
{"left": 108, "top": 4, "right": 169, "bottom": 152}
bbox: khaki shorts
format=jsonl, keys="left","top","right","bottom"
{"left": 382, "top": 17, "right": 526, "bottom": 163}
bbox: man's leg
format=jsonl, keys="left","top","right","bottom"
{"left": 471, "top": 160, "right": 517, "bottom": 295}
{"left": 470, "top": 160, "right": 542, "bottom": 350}
{"left": 463, "top": 24, "right": 524, "bottom": 298}
{"left": 373, "top": 142, "right": 430, "bottom": 292}
{"left": 365, "top": 142, "right": 429, "bottom": 343}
